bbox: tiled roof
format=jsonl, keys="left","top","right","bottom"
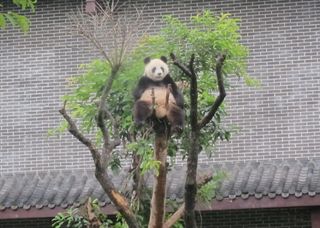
{"left": 1, "top": 159, "right": 320, "bottom": 211}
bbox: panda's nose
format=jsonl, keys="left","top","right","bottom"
{"left": 157, "top": 72, "right": 162, "bottom": 76}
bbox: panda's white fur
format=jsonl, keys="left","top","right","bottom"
{"left": 144, "top": 59, "right": 169, "bottom": 81}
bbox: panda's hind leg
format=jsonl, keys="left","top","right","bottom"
{"left": 167, "top": 104, "right": 184, "bottom": 133}
{"left": 134, "top": 100, "right": 153, "bottom": 126}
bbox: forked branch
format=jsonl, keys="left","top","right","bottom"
{"left": 97, "top": 67, "right": 121, "bottom": 159}
{"left": 61, "top": 1, "right": 152, "bottom": 227}
{"left": 71, "top": 1, "right": 153, "bottom": 68}
{"left": 198, "top": 54, "right": 226, "bottom": 129}
{"left": 59, "top": 101, "right": 139, "bottom": 228}
{"left": 169, "top": 53, "right": 226, "bottom": 228}
{"left": 170, "top": 53, "right": 193, "bottom": 77}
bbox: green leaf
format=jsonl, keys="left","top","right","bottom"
{"left": 14, "top": 13, "right": 30, "bottom": 32}
{"left": 5, "top": 12, "right": 16, "bottom": 26}
{"left": 197, "top": 171, "right": 227, "bottom": 203}
{"left": 0, "top": 14, "right": 6, "bottom": 29}
{"left": 12, "top": 0, "right": 36, "bottom": 11}
{"left": 3, "top": 11, "right": 30, "bottom": 33}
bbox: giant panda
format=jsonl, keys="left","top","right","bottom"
{"left": 133, "top": 56, "right": 184, "bottom": 132}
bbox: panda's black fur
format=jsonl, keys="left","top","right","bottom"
{"left": 133, "top": 56, "right": 184, "bottom": 132}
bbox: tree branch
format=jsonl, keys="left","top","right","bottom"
{"left": 164, "top": 174, "right": 214, "bottom": 227}
{"left": 95, "top": 170, "right": 139, "bottom": 228}
{"left": 198, "top": 54, "right": 226, "bottom": 129}
{"left": 104, "top": 105, "right": 121, "bottom": 148}
{"left": 59, "top": 102, "right": 139, "bottom": 228}
{"left": 179, "top": 53, "right": 198, "bottom": 228}
{"left": 189, "top": 54, "right": 195, "bottom": 76}
{"left": 169, "top": 53, "right": 200, "bottom": 227}
{"left": 171, "top": 53, "right": 226, "bottom": 227}
{"left": 59, "top": 101, "right": 102, "bottom": 169}
{"left": 170, "top": 53, "right": 193, "bottom": 77}
{"left": 65, "top": 2, "right": 152, "bottom": 227}
{"left": 97, "top": 67, "right": 121, "bottom": 151}
{"left": 163, "top": 203, "right": 185, "bottom": 228}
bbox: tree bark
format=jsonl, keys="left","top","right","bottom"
{"left": 163, "top": 203, "right": 185, "bottom": 228}
{"left": 148, "top": 126, "right": 169, "bottom": 228}
{"left": 164, "top": 174, "right": 213, "bottom": 227}
{"left": 170, "top": 53, "right": 226, "bottom": 228}
{"left": 59, "top": 103, "right": 139, "bottom": 228}
{"left": 170, "top": 53, "right": 199, "bottom": 228}
{"left": 184, "top": 56, "right": 199, "bottom": 227}
{"left": 95, "top": 170, "right": 140, "bottom": 228}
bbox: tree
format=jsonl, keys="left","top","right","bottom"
{"left": 0, "top": 0, "right": 36, "bottom": 33}
{"left": 146, "top": 12, "right": 255, "bottom": 227}
{"left": 54, "top": 2, "right": 255, "bottom": 227}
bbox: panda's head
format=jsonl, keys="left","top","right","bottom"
{"left": 144, "top": 56, "right": 169, "bottom": 81}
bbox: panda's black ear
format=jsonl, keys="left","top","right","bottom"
{"left": 144, "top": 57, "right": 151, "bottom": 64}
{"left": 160, "top": 56, "right": 167, "bottom": 63}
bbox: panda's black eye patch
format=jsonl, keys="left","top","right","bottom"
{"left": 152, "top": 67, "right": 156, "bottom": 73}
{"left": 160, "top": 67, "right": 164, "bottom": 72}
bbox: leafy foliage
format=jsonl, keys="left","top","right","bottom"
{"left": 137, "top": 11, "right": 255, "bottom": 156}
{"left": 53, "top": 10, "right": 253, "bottom": 227}
{"left": 0, "top": 0, "right": 36, "bottom": 33}
{"left": 53, "top": 9, "right": 253, "bottom": 181}
{"left": 52, "top": 208, "right": 89, "bottom": 228}
{"left": 52, "top": 198, "right": 125, "bottom": 228}
{"left": 127, "top": 139, "right": 161, "bottom": 176}
{"left": 197, "top": 172, "right": 227, "bottom": 203}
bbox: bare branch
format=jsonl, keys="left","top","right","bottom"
{"left": 59, "top": 101, "right": 103, "bottom": 170}
{"left": 170, "top": 53, "right": 193, "bottom": 77}
{"left": 97, "top": 108, "right": 110, "bottom": 150}
{"left": 70, "top": 10, "right": 113, "bottom": 65}
{"left": 65, "top": 1, "right": 153, "bottom": 227}
{"left": 164, "top": 174, "right": 214, "bottom": 227}
{"left": 59, "top": 101, "right": 138, "bottom": 227}
{"left": 164, "top": 203, "right": 185, "bottom": 228}
{"left": 104, "top": 106, "right": 121, "bottom": 146}
{"left": 97, "top": 68, "right": 121, "bottom": 167}
{"left": 198, "top": 53, "right": 226, "bottom": 129}
{"left": 95, "top": 169, "right": 139, "bottom": 228}
{"left": 70, "top": 2, "right": 153, "bottom": 68}
{"left": 189, "top": 54, "right": 196, "bottom": 76}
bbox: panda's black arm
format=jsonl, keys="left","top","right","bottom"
{"left": 133, "top": 77, "right": 152, "bottom": 100}
{"left": 172, "top": 90, "right": 184, "bottom": 108}
{"left": 163, "top": 75, "right": 184, "bottom": 108}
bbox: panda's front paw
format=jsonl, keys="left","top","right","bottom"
{"left": 134, "top": 120, "right": 145, "bottom": 128}
{"left": 172, "top": 125, "right": 183, "bottom": 135}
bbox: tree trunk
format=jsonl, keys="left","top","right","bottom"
{"left": 184, "top": 61, "right": 199, "bottom": 228}
{"left": 95, "top": 170, "right": 140, "bottom": 228}
{"left": 148, "top": 125, "right": 169, "bottom": 228}
{"left": 184, "top": 129, "right": 199, "bottom": 228}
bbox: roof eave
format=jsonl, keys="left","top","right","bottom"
{"left": 198, "top": 194, "right": 320, "bottom": 211}
{"left": 1, "top": 194, "right": 320, "bottom": 220}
